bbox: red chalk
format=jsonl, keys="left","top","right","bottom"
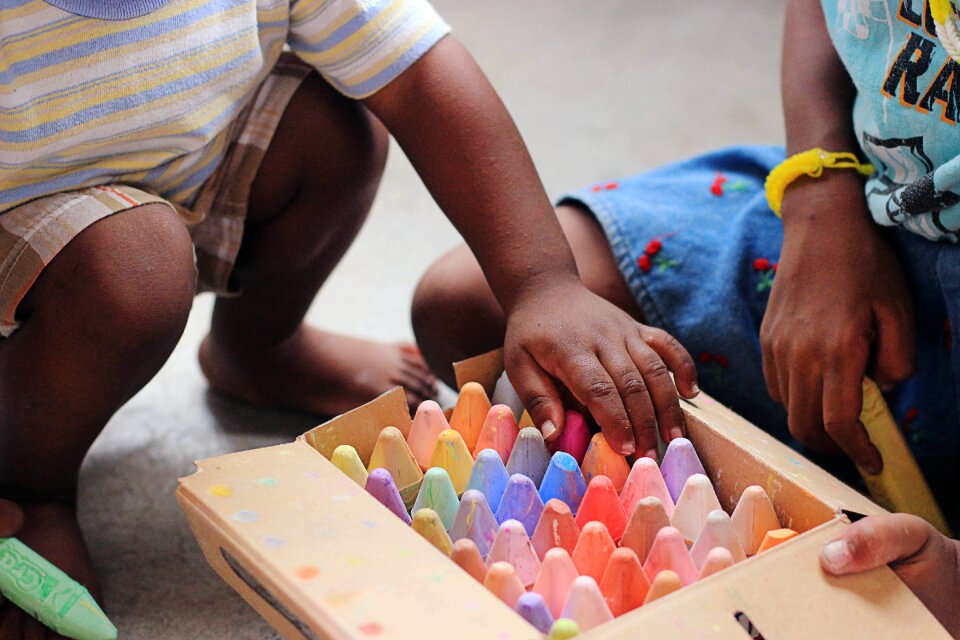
{"left": 575, "top": 475, "right": 627, "bottom": 542}
{"left": 531, "top": 499, "right": 581, "bottom": 560}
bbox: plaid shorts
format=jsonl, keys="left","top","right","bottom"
{"left": 0, "top": 54, "right": 312, "bottom": 337}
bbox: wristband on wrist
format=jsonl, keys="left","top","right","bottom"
{"left": 764, "top": 148, "right": 874, "bottom": 218}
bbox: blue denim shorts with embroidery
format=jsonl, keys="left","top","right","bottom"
{"left": 558, "top": 145, "right": 960, "bottom": 509}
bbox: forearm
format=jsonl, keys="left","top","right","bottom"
{"left": 364, "top": 36, "right": 578, "bottom": 314}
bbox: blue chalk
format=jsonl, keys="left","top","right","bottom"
{"left": 506, "top": 427, "right": 551, "bottom": 486}
{"left": 465, "top": 449, "right": 510, "bottom": 512}
{"left": 449, "top": 489, "right": 500, "bottom": 557}
{"left": 538, "top": 452, "right": 587, "bottom": 514}
{"left": 515, "top": 592, "right": 555, "bottom": 634}
{"left": 495, "top": 473, "right": 545, "bottom": 536}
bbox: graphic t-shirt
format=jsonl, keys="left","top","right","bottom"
{"left": 824, "top": 0, "right": 960, "bottom": 241}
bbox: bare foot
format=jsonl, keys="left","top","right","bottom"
{"left": 0, "top": 502, "right": 100, "bottom": 639}
{"left": 199, "top": 326, "right": 437, "bottom": 416}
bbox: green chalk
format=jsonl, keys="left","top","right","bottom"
{"left": 547, "top": 618, "right": 581, "bottom": 639}
{"left": 0, "top": 537, "right": 117, "bottom": 640}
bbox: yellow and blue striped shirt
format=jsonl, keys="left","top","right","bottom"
{"left": 0, "top": 0, "right": 449, "bottom": 212}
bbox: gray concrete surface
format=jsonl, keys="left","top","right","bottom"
{"left": 80, "top": 2, "right": 785, "bottom": 637}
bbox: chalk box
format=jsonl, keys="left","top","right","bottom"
{"left": 177, "top": 349, "right": 951, "bottom": 639}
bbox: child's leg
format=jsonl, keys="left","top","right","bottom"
{"left": 0, "top": 204, "right": 196, "bottom": 636}
{"left": 198, "top": 73, "right": 436, "bottom": 415}
{"left": 412, "top": 204, "right": 642, "bottom": 386}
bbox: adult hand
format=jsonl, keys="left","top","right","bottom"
{"left": 760, "top": 173, "right": 916, "bottom": 473}
{"left": 821, "top": 514, "right": 960, "bottom": 636}
{"left": 503, "top": 280, "right": 698, "bottom": 459}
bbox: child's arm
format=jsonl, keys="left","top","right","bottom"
{"left": 759, "top": 0, "right": 916, "bottom": 473}
{"left": 364, "top": 36, "right": 698, "bottom": 457}
{"left": 820, "top": 514, "right": 960, "bottom": 635}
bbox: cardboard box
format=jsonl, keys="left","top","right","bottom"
{"left": 177, "top": 350, "right": 951, "bottom": 639}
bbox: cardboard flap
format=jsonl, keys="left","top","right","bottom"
{"left": 178, "top": 441, "right": 538, "bottom": 640}
{"left": 453, "top": 350, "right": 504, "bottom": 394}
{"left": 303, "top": 387, "right": 412, "bottom": 463}
{"left": 587, "top": 517, "right": 950, "bottom": 639}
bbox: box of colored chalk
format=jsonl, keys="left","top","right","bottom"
{"left": 177, "top": 349, "right": 952, "bottom": 639}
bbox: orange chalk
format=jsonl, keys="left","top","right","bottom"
{"left": 411, "top": 508, "right": 453, "bottom": 556}
{"left": 689, "top": 510, "right": 746, "bottom": 569}
{"left": 599, "top": 547, "right": 649, "bottom": 617}
{"left": 575, "top": 475, "right": 627, "bottom": 542}
{"left": 730, "top": 485, "right": 781, "bottom": 555}
{"left": 532, "top": 547, "right": 580, "bottom": 619}
{"left": 670, "top": 474, "right": 722, "bottom": 545}
{"left": 408, "top": 400, "right": 451, "bottom": 470}
{"left": 643, "top": 526, "right": 697, "bottom": 586}
{"left": 620, "top": 496, "right": 671, "bottom": 562}
{"left": 518, "top": 410, "right": 535, "bottom": 430}
{"left": 531, "top": 499, "right": 581, "bottom": 560}
{"left": 486, "top": 520, "right": 542, "bottom": 587}
{"left": 580, "top": 433, "right": 630, "bottom": 491}
{"left": 571, "top": 521, "right": 616, "bottom": 583}
{"left": 757, "top": 528, "right": 798, "bottom": 553}
{"left": 473, "top": 404, "right": 520, "bottom": 461}
{"left": 561, "top": 576, "right": 613, "bottom": 631}
{"left": 697, "top": 547, "right": 734, "bottom": 580}
{"left": 429, "top": 429, "right": 474, "bottom": 494}
{"left": 484, "top": 561, "right": 525, "bottom": 609}
{"left": 451, "top": 538, "right": 487, "bottom": 583}
{"left": 450, "top": 382, "right": 492, "bottom": 451}
{"left": 642, "top": 570, "right": 682, "bottom": 604}
{"left": 367, "top": 426, "right": 423, "bottom": 507}
{"left": 620, "top": 457, "right": 675, "bottom": 518}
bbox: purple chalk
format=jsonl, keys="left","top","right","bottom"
{"left": 449, "top": 489, "right": 500, "bottom": 557}
{"left": 546, "top": 410, "right": 591, "bottom": 464}
{"left": 506, "top": 427, "right": 551, "bottom": 487}
{"left": 660, "top": 437, "right": 707, "bottom": 503}
{"left": 515, "top": 592, "right": 555, "bottom": 634}
{"left": 365, "top": 468, "right": 412, "bottom": 524}
{"left": 495, "top": 474, "right": 545, "bottom": 536}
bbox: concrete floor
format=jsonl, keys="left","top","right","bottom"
{"left": 81, "top": 2, "right": 785, "bottom": 637}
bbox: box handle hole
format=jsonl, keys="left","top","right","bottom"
{"left": 734, "top": 611, "right": 768, "bottom": 639}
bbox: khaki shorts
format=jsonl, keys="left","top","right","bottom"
{"left": 0, "top": 54, "right": 312, "bottom": 337}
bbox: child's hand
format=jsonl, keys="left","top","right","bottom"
{"left": 503, "top": 280, "right": 699, "bottom": 458}
{"left": 760, "top": 173, "right": 916, "bottom": 473}
{"left": 821, "top": 514, "right": 960, "bottom": 636}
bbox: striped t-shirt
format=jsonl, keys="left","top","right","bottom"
{"left": 0, "top": 0, "right": 450, "bottom": 212}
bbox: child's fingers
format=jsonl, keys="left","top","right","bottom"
{"left": 822, "top": 367, "right": 881, "bottom": 474}
{"left": 759, "top": 330, "right": 785, "bottom": 405}
{"left": 820, "top": 514, "right": 932, "bottom": 575}
{"left": 596, "top": 343, "right": 657, "bottom": 458}
{"left": 558, "top": 351, "right": 636, "bottom": 456}
{"left": 787, "top": 372, "right": 832, "bottom": 452}
{"left": 638, "top": 326, "right": 699, "bottom": 399}
{"left": 872, "top": 303, "right": 917, "bottom": 388}
{"left": 0, "top": 500, "right": 23, "bottom": 537}
{"left": 505, "top": 350, "right": 566, "bottom": 442}
{"left": 625, "top": 336, "right": 687, "bottom": 448}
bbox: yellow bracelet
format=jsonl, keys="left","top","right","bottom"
{"left": 764, "top": 148, "right": 874, "bottom": 217}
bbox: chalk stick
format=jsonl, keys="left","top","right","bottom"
{"left": 697, "top": 547, "right": 734, "bottom": 580}
{"left": 532, "top": 547, "right": 580, "bottom": 619}
{"left": 581, "top": 433, "right": 630, "bottom": 492}
{"left": 643, "top": 526, "right": 697, "bottom": 586}
{"left": 599, "top": 547, "right": 649, "bottom": 617}
{"left": 486, "top": 519, "right": 541, "bottom": 587}
{"left": 408, "top": 400, "right": 451, "bottom": 471}
{"left": 538, "top": 452, "right": 587, "bottom": 514}
{"left": 659, "top": 437, "right": 706, "bottom": 503}
{"left": 367, "top": 426, "right": 423, "bottom": 507}
{"left": 756, "top": 528, "right": 798, "bottom": 553}
{"left": 429, "top": 429, "right": 474, "bottom": 494}
{"left": 450, "top": 382, "right": 492, "bottom": 451}
{"left": 473, "top": 404, "right": 520, "bottom": 462}
{"left": 364, "top": 468, "right": 412, "bottom": 525}
{"left": 411, "top": 508, "right": 453, "bottom": 556}
{"left": 575, "top": 475, "right": 627, "bottom": 542}
{"left": 495, "top": 474, "right": 545, "bottom": 536}
{"left": 483, "top": 561, "right": 525, "bottom": 609}
{"left": 561, "top": 576, "right": 613, "bottom": 631}
{"left": 518, "top": 409, "right": 535, "bottom": 430}
{"left": 412, "top": 467, "right": 460, "bottom": 531}
{"left": 531, "top": 499, "right": 581, "bottom": 560}
{"left": 642, "top": 570, "right": 682, "bottom": 605}
{"left": 515, "top": 592, "right": 555, "bottom": 634}
{"left": 451, "top": 538, "right": 487, "bottom": 583}
{"left": 670, "top": 474, "right": 722, "bottom": 545}
{"left": 730, "top": 485, "right": 781, "bottom": 556}
{"left": 571, "top": 521, "right": 616, "bottom": 583}
{"left": 620, "top": 457, "right": 675, "bottom": 518}
{"left": 465, "top": 449, "right": 510, "bottom": 512}
{"left": 619, "top": 496, "right": 671, "bottom": 563}
{"left": 547, "top": 618, "right": 581, "bottom": 640}
{"left": 491, "top": 371, "right": 526, "bottom": 421}
{"left": 449, "top": 489, "right": 500, "bottom": 558}
{"left": 689, "top": 510, "right": 746, "bottom": 569}
{"left": 331, "top": 444, "right": 368, "bottom": 488}
{"left": 506, "top": 427, "right": 551, "bottom": 487}
{"left": 546, "top": 410, "right": 591, "bottom": 464}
